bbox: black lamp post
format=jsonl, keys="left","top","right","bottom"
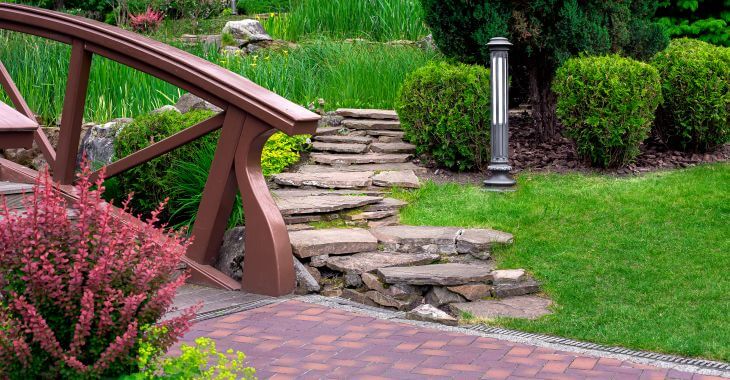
{"left": 483, "top": 37, "right": 516, "bottom": 191}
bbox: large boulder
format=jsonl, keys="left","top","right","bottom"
{"left": 77, "top": 118, "right": 132, "bottom": 167}
{"left": 222, "top": 19, "right": 272, "bottom": 45}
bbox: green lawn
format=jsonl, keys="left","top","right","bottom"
{"left": 395, "top": 164, "right": 730, "bottom": 361}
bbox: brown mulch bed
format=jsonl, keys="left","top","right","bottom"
{"left": 417, "top": 111, "right": 729, "bottom": 185}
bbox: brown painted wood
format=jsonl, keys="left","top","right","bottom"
{"left": 235, "top": 115, "right": 295, "bottom": 296}
{"left": 91, "top": 112, "right": 226, "bottom": 182}
{"left": 33, "top": 128, "right": 57, "bottom": 170}
{"left": 186, "top": 108, "right": 246, "bottom": 265}
{"left": 54, "top": 39, "right": 92, "bottom": 185}
{"left": 0, "top": 60, "right": 34, "bottom": 119}
{"left": 0, "top": 101, "right": 37, "bottom": 132}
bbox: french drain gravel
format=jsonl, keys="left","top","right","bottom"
{"left": 195, "top": 293, "right": 730, "bottom": 378}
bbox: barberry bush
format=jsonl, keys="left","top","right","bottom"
{"left": 0, "top": 165, "right": 197, "bottom": 379}
{"left": 129, "top": 8, "right": 164, "bottom": 33}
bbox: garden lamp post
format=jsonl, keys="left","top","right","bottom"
{"left": 483, "top": 37, "right": 516, "bottom": 191}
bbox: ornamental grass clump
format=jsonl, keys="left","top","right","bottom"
{"left": 553, "top": 55, "right": 662, "bottom": 168}
{"left": 0, "top": 166, "right": 197, "bottom": 379}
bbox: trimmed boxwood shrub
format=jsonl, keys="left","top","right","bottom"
{"left": 651, "top": 38, "right": 730, "bottom": 152}
{"left": 396, "top": 61, "right": 490, "bottom": 171}
{"left": 553, "top": 55, "right": 662, "bottom": 168}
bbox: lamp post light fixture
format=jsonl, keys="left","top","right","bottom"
{"left": 483, "top": 37, "right": 516, "bottom": 191}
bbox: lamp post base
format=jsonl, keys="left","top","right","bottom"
{"left": 483, "top": 171, "right": 516, "bottom": 192}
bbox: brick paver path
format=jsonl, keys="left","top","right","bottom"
{"left": 177, "top": 300, "right": 724, "bottom": 379}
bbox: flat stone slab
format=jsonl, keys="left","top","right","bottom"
{"left": 366, "top": 130, "right": 405, "bottom": 138}
{"left": 311, "top": 153, "right": 411, "bottom": 165}
{"left": 325, "top": 251, "right": 439, "bottom": 274}
{"left": 315, "top": 126, "right": 341, "bottom": 136}
{"left": 298, "top": 162, "right": 427, "bottom": 174}
{"left": 370, "top": 142, "right": 416, "bottom": 154}
{"left": 272, "top": 189, "right": 384, "bottom": 198}
{"left": 364, "top": 198, "right": 409, "bottom": 212}
{"left": 314, "top": 135, "right": 373, "bottom": 144}
{"left": 336, "top": 108, "right": 399, "bottom": 120}
{"left": 449, "top": 296, "right": 552, "bottom": 320}
{"left": 492, "top": 278, "right": 541, "bottom": 298}
{"left": 341, "top": 119, "right": 401, "bottom": 130}
{"left": 289, "top": 228, "right": 378, "bottom": 258}
{"left": 371, "top": 170, "right": 420, "bottom": 189}
{"left": 377, "top": 263, "right": 493, "bottom": 286}
{"left": 312, "top": 142, "right": 369, "bottom": 154}
{"left": 371, "top": 225, "right": 462, "bottom": 254}
{"left": 456, "top": 229, "right": 514, "bottom": 259}
{"left": 493, "top": 269, "right": 527, "bottom": 284}
{"left": 447, "top": 283, "right": 493, "bottom": 301}
{"left": 272, "top": 171, "right": 373, "bottom": 189}
{"left": 344, "top": 209, "right": 398, "bottom": 221}
{"left": 276, "top": 195, "right": 382, "bottom": 216}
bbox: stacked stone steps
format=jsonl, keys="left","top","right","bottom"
{"left": 284, "top": 225, "right": 547, "bottom": 322}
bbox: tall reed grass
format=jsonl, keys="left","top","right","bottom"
{"left": 263, "top": 0, "right": 429, "bottom": 42}
{"left": 1, "top": 32, "right": 440, "bottom": 124}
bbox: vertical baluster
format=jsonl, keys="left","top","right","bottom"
{"left": 55, "top": 39, "right": 92, "bottom": 184}
{"left": 187, "top": 108, "right": 243, "bottom": 265}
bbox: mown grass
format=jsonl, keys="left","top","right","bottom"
{"left": 1, "top": 32, "right": 439, "bottom": 124}
{"left": 262, "top": 0, "right": 429, "bottom": 42}
{"left": 395, "top": 164, "right": 730, "bottom": 361}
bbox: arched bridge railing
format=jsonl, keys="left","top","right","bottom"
{"left": 0, "top": 4, "right": 320, "bottom": 296}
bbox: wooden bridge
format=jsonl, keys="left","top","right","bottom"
{"left": 0, "top": 4, "right": 320, "bottom": 296}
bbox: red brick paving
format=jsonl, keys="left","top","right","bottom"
{"left": 176, "top": 300, "right": 725, "bottom": 379}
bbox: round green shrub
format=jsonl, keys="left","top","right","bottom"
{"left": 651, "top": 38, "right": 730, "bottom": 152}
{"left": 553, "top": 55, "right": 662, "bottom": 168}
{"left": 396, "top": 61, "right": 490, "bottom": 171}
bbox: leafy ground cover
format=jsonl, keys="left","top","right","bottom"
{"left": 395, "top": 163, "right": 730, "bottom": 361}
{"left": 1, "top": 32, "right": 440, "bottom": 123}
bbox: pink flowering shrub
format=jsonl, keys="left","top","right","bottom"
{"left": 0, "top": 165, "right": 197, "bottom": 379}
{"left": 129, "top": 8, "right": 164, "bottom": 33}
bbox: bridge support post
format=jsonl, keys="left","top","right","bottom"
{"left": 235, "top": 116, "right": 295, "bottom": 297}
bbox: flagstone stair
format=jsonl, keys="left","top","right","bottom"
{"left": 222, "top": 108, "right": 550, "bottom": 322}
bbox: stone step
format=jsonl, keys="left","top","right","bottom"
{"left": 314, "top": 135, "right": 373, "bottom": 144}
{"left": 371, "top": 226, "right": 513, "bottom": 257}
{"left": 272, "top": 188, "right": 385, "bottom": 198}
{"left": 311, "top": 153, "right": 411, "bottom": 165}
{"left": 298, "top": 163, "right": 427, "bottom": 175}
{"left": 289, "top": 228, "right": 378, "bottom": 258}
{"left": 375, "top": 135, "right": 404, "bottom": 143}
{"left": 312, "top": 141, "right": 369, "bottom": 154}
{"left": 449, "top": 296, "right": 552, "bottom": 320}
{"left": 275, "top": 194, "right": 383, "bottom": 216}
{"left": 366, "top": 130, "right": 405, "bottom": 138}
{"left": 341, "top": 119, "right": 401, "bottom": 131}
{"left": 336, "top": 108, "right": 399, "bottom": 120}
{"left": 372, "top": 170, "right": 420, "bottom": 189}
{"left": 324, "top": 251, "right": 440, "bottom": 274}
{"left": 370, "top": 142, "right": 416, "bottom": 154}
{"left": 377, "top": 263, "right": 494, "bottom": 286}
{"left": 364, "top": 198, "right": 409, "bottom": 212}
{"left": 315, "top": 126, "right": 341, "bottom": 136}
{"left": 343, "top": 209, "right": 399, "bottom": 221}
{"left": 272, "top": 171, "right": 374, "bottom": 189}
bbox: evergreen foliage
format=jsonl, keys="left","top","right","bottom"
{"left": 656, "top": 0, "right": 729, "bottom": 47}
{"left": 419, "top": 0, "right": 669, "bottom": 140}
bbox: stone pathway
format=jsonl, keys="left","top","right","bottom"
{"left": 214, "top": 109, "right": 550, "bottom": 324}
{"left": 174, "top": 299, "right": 727, "bottom": 380}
